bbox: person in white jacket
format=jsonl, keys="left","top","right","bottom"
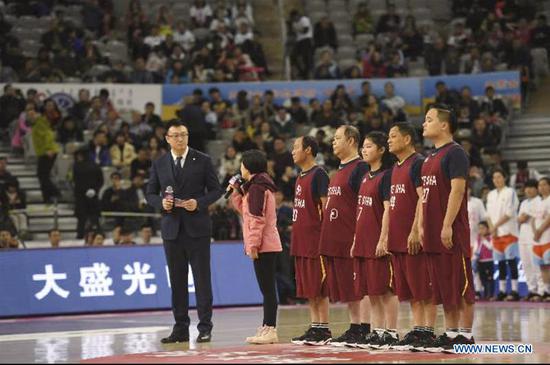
{"left": 517, "top": 179, "right": 544, "bottom": 302}
{"left": 468, "top": 187, "right": 488, "bottom": 296}
{"left": 486, "top": 169, "right": 520, "bottom": 301}
{"left": 533, "top": 177, "right": 550, "bottom": 302}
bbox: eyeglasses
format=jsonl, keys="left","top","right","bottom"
{"left": 167, "top": 133, "right": 189, "bottom": 139}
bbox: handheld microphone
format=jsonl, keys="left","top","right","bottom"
{"left": 224, "top": 174, "right": 242, "bottom": 199}
{"left": 164, "top": 186, "right": 174, "bottom": 200}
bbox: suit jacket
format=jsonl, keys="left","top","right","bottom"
{"left": 146, "top": 148, "right": 222, "bottom": 240}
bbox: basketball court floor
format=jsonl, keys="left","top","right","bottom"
{"left": 0, "top": 302, "right": 548, "bottom": 363}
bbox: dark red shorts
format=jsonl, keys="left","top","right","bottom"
{"left": 294, "top": 256, "right": 329, "bottom": 299}
{"left": 324, "top": 256, "right": 363, "bottom": 303}
{"left": 354, "top": 256, "right": 394, "bottom": 297}
{"left": 426, "top": 252, "right": 476, "bottom": 309}
{"left": 391, "top": 253, "right": 432, "bottom": 302}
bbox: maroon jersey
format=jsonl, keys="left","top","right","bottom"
{"left": 388, "top": 153, "right": 424, "bottom": 253}
{"left": 291, "top": 166, "right": 329, "bottom": 258}
{"left": 354, "top": 169, "right": 391, "bottom": 258}
{"left": 421, "top": 142, "right": 471, "bottom": 256}
{"left": 320, "top": 159, "right": 368, "bottom": 257}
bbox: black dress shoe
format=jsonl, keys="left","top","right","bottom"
{"left": 196, "top": 331, "right": 212, "bottom": 343}
{"left": 161, "top": 333, "right": 189, "bottom": 344}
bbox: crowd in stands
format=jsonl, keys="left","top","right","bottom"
{"left": 288, "top": 0, "right": 548, "bottom": 101}
{"left": 0, "top": 0, "right": 269, "bottom": 84}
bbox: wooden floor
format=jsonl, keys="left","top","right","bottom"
{"left": 0, "top": 302, "right": 549, "bottom": 363}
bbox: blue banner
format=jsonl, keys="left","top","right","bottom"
{"left": 422, "top": 71, "right": 521, "bottom": 109}
{"left": 162, "top": 78, "right": 423, "bottom": 120}
{"left": 0, "top": 243, "right": 262, "bottom": 317}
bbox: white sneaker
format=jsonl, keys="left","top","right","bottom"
{"left": 246, "top": 325, "right": 267, "bottom": 343}
{"left": 249, "top": 326, "right": 278, "bottom": 344}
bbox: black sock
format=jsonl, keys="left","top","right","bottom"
{"left": 360, "top": 322, "right": 371, "bottom": 334}
{"left": 351, "top": 323, "right": 362, "bottom": 333}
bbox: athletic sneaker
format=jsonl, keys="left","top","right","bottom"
{"left": 391, "top": 330, "right": 422, "bottom": 351}
{"left": 369, "top": 331, "right": 399, "bottom": 349}
{"left": 542, "top": 292, "right": 550, "bottom": 302}
{"left": 291, "top": 327, "right": 315, "bottom": 345}
{"left": 423, "top": 333, "right": 455, "bottom": 353}
{"left": 442, "top": 335, "right": 475, "bottom": 354}
{"left": 495, "top": 291, "right": 507, "bottom": 301}
{"left": 303, "top": 327, "right": 332, "bottom": 346}
{"left": 331, "top": 327, "right": 363, "bottom": 347}
{"left": 354, "top": 331, "right": 379, "bottom": 349}
{"left": 407, "top": 331, "right": 437, "bottom": 352}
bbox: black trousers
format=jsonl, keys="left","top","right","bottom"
{"left": 37, "top": 154, "right": 60, "bottom": 203}
{"left": 254, "top": 252, "right": 279, "bottom": 327}
{"left": 75, "top": 194, "right": 100, "bottom": 239}
{"left": 163, "top": 230, "right": 213, "bottom": 335}
{"left": 478, "top": 260, "right": 495, "bottom": 298}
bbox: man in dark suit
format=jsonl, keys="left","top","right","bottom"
{"left": 146, "top": 120, "right": 222, "bottom": 344}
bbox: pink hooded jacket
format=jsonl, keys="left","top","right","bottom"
{"left": 231, "top": 173, "right": 282, "bottom": 255}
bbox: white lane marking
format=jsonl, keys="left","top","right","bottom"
{"left": 0, "top": 326, "right": 169, "bottom": 342}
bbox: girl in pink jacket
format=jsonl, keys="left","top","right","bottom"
{"left": 229, "top": 149, "right": 282, "bottom": 345}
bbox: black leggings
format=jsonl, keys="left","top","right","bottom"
{"left": 478, "top": 260, "right": 495, "bottom": 298}
{"left": 254, "top": 252, "right": 279, "bottom": 327}
{"left": 498, "top": 258, "right": 519, "bottom": 281}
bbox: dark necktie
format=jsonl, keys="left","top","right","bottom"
{"left": 175, "top": 156, "right": 184, "bottom": 180}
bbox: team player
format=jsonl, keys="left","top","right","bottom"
{"left": 533, "top": 177, "right": 550, "bottom": 301}
{"left": 486, "top": 169, "right": 520, "bottom": 301}
{"left": 351, "top": 132, "right": 398, "bottom": 349}
{"left": 319, "top": 125, "right": 370, "bottom": 346}
{"left": 290, "top": 136, "right": 332, "bottom": 345}
{"left": 517, "top": 179, "right": 544, "bottom": 302}
{"left": 420, "top": 104, "right": 475, "bottom": 352}
{"left": 386, "top": 122, "right": 437, "bottom": 350}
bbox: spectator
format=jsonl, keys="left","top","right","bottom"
{"left": 119, "top": 226, "right": 137, "bottom": 245}
{"left": 380, "top": 81, "right": 405, "bottom": 118}
{"left": 235, "top": 21, "right": 254, "bottom": 45}
{"left": 91, "top": 231, "right": 105, "bottom": 246}
{"left": 131, "top": 147, "right": 152, "bottom": 180}
{"left": 85, "top": 96, "right": 107, "bottom": 131}
{"left": 148, "top": 135, "right": 168, "bottom": 161}
{"left": 71, "top": 89, "right": 92, "bottom": 127}
{"left": 31, "top": 109, "right": 61, "bottom": 204}
{"left": 434, "top": 81, "right": 460, "bottom": 110}
{"left": 356, "top": 81, "right": 379, "bottom": 112}
{"left": 330, "top": 85, "right": 353, "bottom": 114}
{"left": 89, "top": 130, "right": 112, "bottom": 167}
{"left": 314, "top": 49, "right": 340, "bottom": 80}
{"left": 130, "top": 57, "right": 154, "bottom": 84}
{"left": 288, "top": 97, "right": 308, "bottom": 125}
{"left": 471, "top": 118, "right": 497, "bottom": 150}
{"left": 531, "top": 14, "right": 550, "bottom": 54}
{"left": 190, "top": 0, "right": 213, "bottom": 28}
{"left": 125, "top": 172, "right": 149, "bottom": 214}
{"left": 58, "top": 117, "right": 84, "bottom": 149}
{"left": 459, "top": 86, "right": 480, "bottom": 120}
{"left": 376, "top": 3, "right": 400, "bottom": 33}
{"left": 424, "top": 36, "right": 446, "bottom": 75}
{"left": 290, "top": 10, "right": 314, "bottom": 79}
{"left": 314, "top": 16, "right": 338, "bottom": 51}
{"left": 219, "top": 146, "right": 242, "bottom": 186}
{"left": 480, "top": 86, "right": 508, "bottom": 121}
{"left": 460, "top": 46, "right": 482, "bottom": 74}
{"left": 73, "top": 148, "right": 104, "bottom": 239}
{"left": 82, "top": 0, "right": 105, "bottom": 35}
{"left": 270, "top": 106, "right": 295, "bottom": 139}
{"left": 386, "top": 51, "right": 407, "bottom": 77}
{"left": 0, "top": 157, "right": 19, "bottom": 191}
{"left": 104, "top": 109, "right": 123, "bottom": 139}
{"left": 5, "top": 181, "right": 27, "bottom": 236}
{"left": 177, "top": 97, "right": 209, "bottom": 151}
{"left": 129, "top": 111, "right": 153, "bottom": 144}
{"left": 352, "top": 2, "right": 374, "bottom": 37}
{"left": 510, "top": 161, "right": 543, "bottom": 193}
{"left": 444, "top": 46, "right": 461, "bottom": 75}
{"left": 137, "top": 223, "right": 154, "bottom": 244}
{"left": 0, "top": 229, "right": 18, "bottom": 249}
{"left": 0, "top": 84, "right": 25, "bottom": 132}
{"left": 110, "top": 132, "right": 137, "bottom": 171}
{"left": 460, "top": 138, "right": 484, "bottom": 168}
{"left": 101, "top": 172, "right": 126, "bottom": 226}
{"left": 401, "top": 15, "right": 423, "bottom": 60}
{"left": 270, "top": 137, "right": 293, "bottom": 180}
{"left": 362, "top": 48, "right": 387, "bottom": 78}
{"left": 49, "top": 228, "right": 61, "bottom": 248}
{"left": 232, "top": 128, "right": 256, "bottom": 152}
